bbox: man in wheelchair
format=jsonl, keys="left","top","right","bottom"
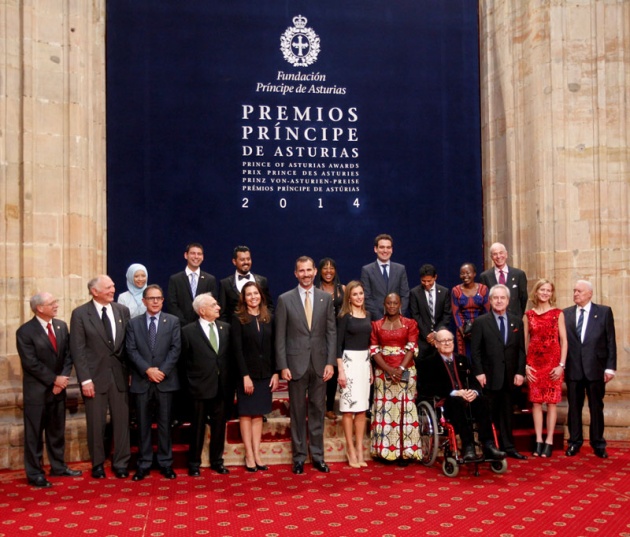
{"left": 420, "top": 329, "right": 506, "bottom": 462}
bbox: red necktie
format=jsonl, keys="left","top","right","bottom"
{"left": 499, "top": 270, "right": 506, "bottom": 285}
{"left": 47, "top": 322, "right": 58, "bottom": 352}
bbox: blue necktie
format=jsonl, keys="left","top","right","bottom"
{"left": 382, "top": 264, "right": 389, "bottom": 288}
{"left": 499, "top": 315, "right": 506, "bottom": 344}
{"left": 148, "top": 316, "right": 157, "bottom": 351}
{"left": 190, "top": 272, "right": 198, "bottom": 298}
{"left": 576, "top": 308, "right": 585, "bottom": 342}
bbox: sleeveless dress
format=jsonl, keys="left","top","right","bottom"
{"left": 337, "top": 314, "right": 372, "bottom": 412}
{"left": 525, "top": 308, "right": 563, "bottom": 404}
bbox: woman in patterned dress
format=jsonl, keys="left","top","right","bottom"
{"left": 523, "top": 279, "right": 567, "bottom": 458}
{"left": 370, "top": 293, "right": 422, "bottom": 465}
{"left": 451, "top": 262, "right": 490, "bottom": 358}
{"left": 337, "top": 281, "right": 373, "bottom": 468}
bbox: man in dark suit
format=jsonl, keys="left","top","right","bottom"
{"left": 479, "top": 243, "right": 528, "bottom": 317}
{"left": 564, "top": 280, "right": 617, "bottom": 459}
{"left": 126, "top": 284, "right": 181, "bottom": 481}
{"left": 70, "top": 275, "right": 131, "bottom": 478}
{"left": 16, "top": 292, "right": 82, "bottom": 487}
{"left": 167, "top": 242, "right": 218, "bottom": 425}
{"left": 410, "top": 264, "right": 453, "bottom": 363}
{"left": 219, "top": 245, "right": 273, "bottom": 322}
{"left": 181, "top": 293, "right": 231, "bottom": 475}
{"left": 361, "top": 234, "right": 410, "bottom": 319}
{"left": 471, "top": 284, "right": 527, "bottom": 459}
{"left": 276, "top": 256, "right": 337, "bottom": 475}
{"left": 167, "top": 242, "right": 219, "bottom": 325}
{"left": 420, "top": 329, "right": 505, "bottom": 461}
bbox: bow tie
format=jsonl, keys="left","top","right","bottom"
{"left": 238, "top": 274, "right": 250, "bottom": 281}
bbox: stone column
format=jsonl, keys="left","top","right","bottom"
{"left": 0, "top": 0, "right": 106, "bottom": 467}
{"left": 479, "top": 0, "right": 630, "bottom": 438}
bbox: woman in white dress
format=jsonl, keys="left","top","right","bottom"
{"left": 337, "top": 280, "right": 373, "bottom": 468}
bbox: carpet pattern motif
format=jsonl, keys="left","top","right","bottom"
{"left": 1, "top": 444, "right": 629, "bottom": 537}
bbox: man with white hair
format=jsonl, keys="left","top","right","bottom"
{"left": 564, "top": 280, "right": 616, "bottom": 459}
{"left": 479, "top": 243, "right": 528, "bottom": 317}
{"left": 181, "top": 293, "right": 231, "bottom": 475}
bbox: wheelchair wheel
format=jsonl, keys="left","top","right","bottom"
{"left": 490, "top": 459, "right": 508, "bottom": 474}
{"left": 417, "top": 400, "right": 439, "bottom": 466}
{"left": 442, "top": 456, "right": 459, "bottom": 477}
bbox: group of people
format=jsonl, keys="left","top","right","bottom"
{"left": 16, "top": 237, "right": 617, "bottom": 487}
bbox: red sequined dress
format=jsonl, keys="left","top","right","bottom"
{"left": 525, "top": 308, "right": 563, "bottom": 404}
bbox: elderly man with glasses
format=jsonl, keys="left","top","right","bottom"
{"left": 419, "top": 329, "right": 505, "bottom": 462}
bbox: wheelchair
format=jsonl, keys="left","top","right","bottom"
{"left": 417, "top": 396, "right": 508, "bottom": 477}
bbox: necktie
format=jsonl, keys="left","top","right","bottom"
{"left": 576, "top": 308, "right": 585, "bottom": 342}
{"left": 498, "top": 270, "right": 506, "bottom": 285}
{"left": 148, "top": 316, "right": 157, "bottom": 351}
{"left": 499, "top": 315, "right": 506, "bottom": 344}
{"left": 382, "top": 264, "right": 389, "bottom": 288}
{"left": 190, "top": 272, "right": 198, "bottom": 298}
{"left": 444, "top": 358, "right": 460, "bottom": 389}
{"left": 208, "top": 322, "right": 218, "bottom": 352}
{"left": 102, "top": 307, "right": 114, "bottom": 344}
{"left": 304, "top": 290, "right": 313, "bottom": 330}
{"left": 47, "top": 322, "right": 58, "bottom": 352}
{"left": 427, "top": 289, "right": 435, "bottom": 325}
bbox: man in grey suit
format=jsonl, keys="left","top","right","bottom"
{"left": 479, "top": 242, "right": 528, "bottom": 317}
{"left": 361, "top": 234, "right": 410, "bottom": 319}
{"left": 564, "top": 280, "right": 617, "bottom": 459}
{"left": 276, "top": 256, "right": 337, "bottom": 474}
{"left": 16, "top": 292, "right": 81, "bottom": 487}
{"left": 126, "top": 284, "right": 181, "bottom": 481}
{"left": 70, "top": 275, "right": 131, "bottom": 479}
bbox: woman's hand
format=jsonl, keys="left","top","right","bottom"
{"left": 243, "top": 375, "right": 254, "bottom": 395}
{"left": 550, "top": 365, "right": 564, "bottom": 382}
{"left": 338, "top": 368, "right": 347, "bottom": 389}
{"left": 525, "top": 364, "right": 537, "bottom": 383}
{"left": 269, "top": 373, "right": 279, "bottom": 392}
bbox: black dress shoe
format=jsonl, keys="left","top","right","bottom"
{"left": 594, "top": 448, "right": 609, "bottom": 459}
{"left": 483, "top": 445, "right": 506, "bottom": 460}
{"left": 210, "top": 464, "right": 230, "bottom": 474}
{"left": 188, "top": 467, "right": 201, "bottom": 477}
{"left": 533, "top": 442, "right": 544, "bottom": 457}
{"left": 463, "top": 445, "right": 477, "bottom": 462}
{"left": 113, "top": 468, "right": 129, "bottom": 479}
{"left": 91, "top": 465, "right": 106, "bottom": 479}
{"left": 565, "top": 444, "right": 581, "bottom": 457}
{"left": 132, "top": 469, "right": 149, "bottom": 481}
{"left": 245, "top": 465, "right": 258, "bottom": 472}
{"left": 160, "top": 467, "right": 176, "bottom": 479}
{"left": 313, "top": 460, "right": 330, "bottom": 473}
{"left": 256, "top": 464, "right": 269, "bottom": 471}
{"left": 50, "top": 467, "right": 82, "bottom": 477}
{"left": 28, "top": 475, "right": 52, "bottom": 488}
{"left": 506, "top": 450, "right": 527, "bottom": 460}
{"left": 292, "top": 462, "right": 304, "bottom": 474}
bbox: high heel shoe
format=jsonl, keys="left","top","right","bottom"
{"left": 255, "top": 464, "right": 268, "bottom": 471}
{"left": 346, "top": 454, "right": 361, "bottom": 469}
{"left": 357, "top": 460, "right": 368, "bottom": 467}
{"left": 533, "top": 442, "right": 544, "bottom": 457}
{"left": 541, "top": 443, "right": 553, "bottom": 458}
{"left": 245, "top": 458, "right": 258, "bottom": 472}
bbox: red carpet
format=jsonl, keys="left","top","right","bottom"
{"left": 2, "top": 443, "right": 630, "bottom": 536}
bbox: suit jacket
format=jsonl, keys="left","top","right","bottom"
{"left": 419, "top": 350, "right": 483, "bottom": 398}
{"left": 479, "top": 265, "right": 528, "bottom": 317}
{"left": 166, "top": 270, "right": 218, "bottom": 326}
{"left": 470, "top": 311, "right": 526, "bottom": 391}
{"left": 16, "top": 316, "right": 72, "bottom": 404}
{"left": 563, "top": 303, "right": 616, "bottom": 381}
{"left": 410, "top": 283, "right": 452, "bottom": 353}
{"left": 360, "top": 260, "right": 410, "bottom": 319}
{"left": 231, "top": 314, "right": 276, "bottom": 379}
{"left": 219, "top": 273, "right": 273, "bottom": 322}
{"left": 275, "top": 287, "right": 336, "bottom": 380}
{"left": 126, "top": 312, "right": 181, "bottom": 394}
{"left": 70, "top": 301, "right": 130, "bottom": 393}
{"left": 181, "top": 319, "right": 231, "bottom": 399}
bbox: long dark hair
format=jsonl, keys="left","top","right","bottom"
{"left": 235, "top": 281, "right": 271, "bottom": 324}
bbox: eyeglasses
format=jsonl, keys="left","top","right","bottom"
{"left": 144, "top": 296, "right": 164, "bottom": 302}
{"left": 435, "top": 339, "right": 454, "bottom": 344}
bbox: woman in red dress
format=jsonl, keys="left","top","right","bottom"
{"left": 523, "top": 279, "right": 568, "bottom": 458}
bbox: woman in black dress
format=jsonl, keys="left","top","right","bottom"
{"left": 315, "top": 257, "right": 345, "bottom": 420}
{"left": 231, "top": 281, "right": 279, "bottom": 471}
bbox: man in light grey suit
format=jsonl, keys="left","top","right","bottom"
{"left": 126, "top": 284, "right": 181, "bottom": 481}
{"left": 361, "top": 233, "right": 410, "bottom": 319}
{"left": 276, "top": 256, "right": 337, "bottom": 475}
{"left": 70, "top": 275, "right": 131, "bottom": 479}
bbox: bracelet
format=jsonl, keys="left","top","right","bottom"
{"left": 559, "top": 363, "right": 565, "bottom": 369}
{"left": 398, "top": 366, "right": 406, "bottom": 372}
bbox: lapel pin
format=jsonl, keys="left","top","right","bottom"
{"left": 594, "top": 315, "right": 598, "bottom": 319}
